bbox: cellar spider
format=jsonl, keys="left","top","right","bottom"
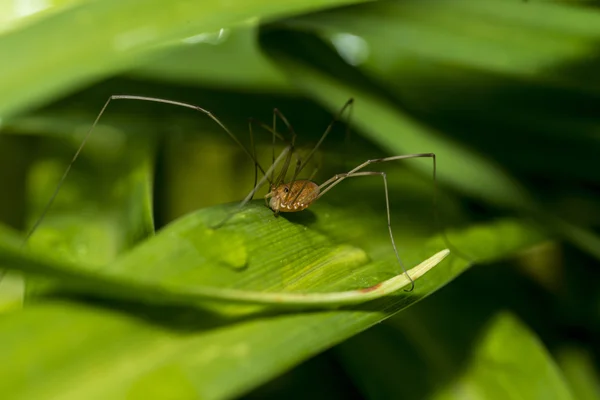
{"left": 25, "top": 95, "right": 437, "bottom": 292}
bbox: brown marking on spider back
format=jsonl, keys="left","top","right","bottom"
{"left": 267, "top": 180, "right": 320, "bottom": 213}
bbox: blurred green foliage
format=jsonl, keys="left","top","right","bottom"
{"left": 0, "top": 0, "right": 599, "bottom": 399}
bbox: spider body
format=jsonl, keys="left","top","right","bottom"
{"left": 265, "top": 180, "right": 320, "bottom": 213}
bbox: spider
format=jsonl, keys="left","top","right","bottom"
{"left": 25, "top": 95, "right": 438, "bottom": 292}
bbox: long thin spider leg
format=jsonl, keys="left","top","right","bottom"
{"left": 274, "top": 147, "right": 294, "bottom": 189}
{"left": 24, "top": 95, "right": 284, "bottom": 243}
{"left": 251, "top": 107, "right": 308, "bottom": 193}
{"left": 272, "top": 109, "right": 297, "bottom": 147}
{"left": 284, "top": 156, "right": 304, "bottom": 204}
{"left": 24, "top": 95, "right": 270, "bottom": 242}
{"left": 247, "top": 117, "right": 293, "bottom": 189}
{"left": 318, "top": 152, "right": 463, "bottom": 281}
{"left": 273, "top": 108, "right": 302, "bottom": 195}
{"left": 112, "top": 96, "right": 269, "bottom": 176}
{"left": 275, "top": 97, "right": 354, "bottom": 212}
{"left": 248, "top": 111, "right": 311, "bottom": 208}
{"left": 248, "top": 119, "right": 260, "bottom": 195}
{"left": 247, "top": 118, "right": 286, "bottom": 143}
{"left": 318, "top": 153, "right": 436, "bottom": 292}
{"left": 285, "top": 141, "right": 314, "bottom": 204}
{"left": 267, "top": 98, "right": 354, "bottom": 215}
{"left": 343, "top": 99, "right": 354, "bottom": 171}
{"left": 248, "top": 110, "right": 302, "bottom": 201}
{"left": 318, "top": 153, "right": 435, "bottom": 198}
{"left": 320, "top": 170, "right": 415, "bottom": 291}
{"left": 296, "top": 98, "right": 354, "bottom": 177}
{"left": 271, "top": 108, "right": 298, "bottom": 185}
{"left": 214, "top": 145, "right": 292, "bottom": 228}
{"left": 247, "top": 116, "right": 287, "bottom": 189}
{"left": 272, "top": 110, "right": 276, "bottom": 183}
{"left": 24, "top": 95, "right": 112, "bottom": 243}
{"left": 270, "top": 107, "right": 324, "bottom": 204}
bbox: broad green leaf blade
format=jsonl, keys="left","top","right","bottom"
{"left": 0, "top": 0, "right": 367, "bottom": 119}
{"left": 434, "top": 313, "right": 574, "bottom": 400}
{"left": 3, "top": 200, "right": 450, "bottom": 308}
{"left": 131, "top": 26, "right": 294, "bottom": 92}
{"left": 303, "top": 0, "right": 600, "bottom": 93}
{"left": 335, "top": 312, "right": 576, "bottom": 400}
{"left": 556, "top": 347, "right": 600, "bottom": 400}
{"left": 0, "top": 218, "right": 546, "bottom": 400}
{"left": 2, "top": 239, "right": 448, "bottom": 307}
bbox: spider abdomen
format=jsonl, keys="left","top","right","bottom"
{"left": 268, "top": 180, "right": 320, "bottom": 213}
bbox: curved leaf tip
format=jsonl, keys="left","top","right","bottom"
{"left": 178, "top": 248, "right": 450, "bottom": 307}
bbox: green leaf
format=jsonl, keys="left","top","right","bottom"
{"left": 1, "top": 206, "right": 451, "bottom": 307}
{"left": 0, "top": 224, "right": 24, "bottom": 311}
{"left": 0, "top": 271, "right": 23, "bottom": 311}
{"left": 131, "top": 26, "right": 294, "bottom": 92}
{"left": 0, "top": 217, "right": 545, "bottom": 399}
{"left": 2, "top": 0, "right": 594, "bottom": 397}
{"left": 0, "top": 0, "right": 367, "bottom": 119}
{"left": 335, "top": 312, "right": 576, "bottom": 400}
{"left": 440, "top": 313, "right": 574, "bottom": 400}
{"left": 556, "top": 347, "right": 600, "bottom": 400}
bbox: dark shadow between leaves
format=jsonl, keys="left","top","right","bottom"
{"left": 334, "top": 258, "right": 559, "bottom": 400}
